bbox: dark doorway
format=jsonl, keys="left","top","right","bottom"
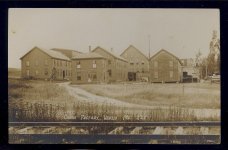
{"left": 63, "top": 71, "right": 65, "bottom": 79}
{"left": 128, "top": 72, "right": 136, "bottom": 81}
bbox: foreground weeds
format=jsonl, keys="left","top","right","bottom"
{"left": 8, "top": 79, "right": 219, "bottom": 122}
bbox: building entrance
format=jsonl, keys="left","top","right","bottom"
{"left": 128, "top": 72, "right": 136, "bottom": 81}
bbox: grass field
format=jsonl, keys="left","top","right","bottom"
{"left": 8, "top": 77, "right": 220, "bottom": 122}
{"left": 78, "top": 83, "right": 220, "bottom": 109}
{"left": 8, "top": 68, "right": 21, "bottom": 78}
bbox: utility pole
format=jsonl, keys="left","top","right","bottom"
{"left": 148, "top": 34, "right": 151, "bottom": 83}
{"left": 206, "top": 59, "right": 208, "bottom": 79}
{"left": 148, "top": 34, "right": 151, "bottom": 58}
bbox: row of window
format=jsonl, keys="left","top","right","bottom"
{"left": 153, "top": 61, "right": 174, "bottom": 68}
{"left": 25, "top": 60, "right": 174, "bottom": 68}
{"left": 26, "top": 60, "right": 48, "bottom": 67}
{"left": 76, "top": 72, "right": 97, "bottom": 81}
{"left": 76, "top": 60, "right": 99, "bottom": 69}
{"left": 129, "top": 68, "right": 145, "bottom": 73}
{"left": 53, "top": 59, "right": 71, "bottom": 67}
{"left": 154, "top": 71, "right": 174, "bottom": 79}
{"left": 25, "top": 60, "right": 71, "bottom": 67}
{"left": 26, "top": 69, "right": 71, "bottom": 77}
{"left": 130, "top": 62, "right": 145, "bottom": 65}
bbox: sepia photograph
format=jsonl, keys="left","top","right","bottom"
{"left": 8, "top": 8, "right": 220, "bottom": 144}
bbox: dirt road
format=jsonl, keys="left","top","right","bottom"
{"left": 58, "top": 82, "right": 220, "bottom": 120}
{"left": 58, "top": 82, "right": 153, "bottom": 109}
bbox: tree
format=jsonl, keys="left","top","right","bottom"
{"left": 195, "top": 50, "right": 203, "bottom": 79}
{"left": 207, "top": 30, "right": 220, "bottom": 75}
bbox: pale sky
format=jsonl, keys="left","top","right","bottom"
{"left": 8, "top": 8, "right": 220, "bottom": 68}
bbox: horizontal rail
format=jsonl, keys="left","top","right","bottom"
{"left": 9, "top": 134, "right": 220, "bottom": 144}
{"left": 9, "top": 121, "right": 220, "bottom": 127}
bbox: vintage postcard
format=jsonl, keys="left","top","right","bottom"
{"left": 8, "top": 8, "right": 220, "bottom": 144}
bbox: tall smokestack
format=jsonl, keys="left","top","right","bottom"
{"left": 89, "top": 46, "right": 91, "bottom": 52}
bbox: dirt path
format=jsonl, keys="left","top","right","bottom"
{"left": 58, "top": 82, "right": 220, "bottom": 119}
{"left": 58, "top": 82, "right": 153, "bottom": 109}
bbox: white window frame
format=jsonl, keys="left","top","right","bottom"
{"left": 169, "top": 61, "right": 173, "bottom": 67}
{"left": 170, "top": 71, "right": 174, "bottom": 78}
{"left": 93, "top": 60, "right": 97, "bottom": 68}
{"left": 26, "top": 61, "right": 30, "bottom": 67}
{"left": 154, "top": 61, "right": 158, "bottom": 68}
{"left": 154, "top": 71, "right": 158, "bottom": 79}
{"left": 76, "top": 64, "right": 81, "bottom": 68}
{"left": 35, "top": 70, "right": 39, "bottom": 76}
{"left": 76, "top": 61, "right": 81, "bottom": 68}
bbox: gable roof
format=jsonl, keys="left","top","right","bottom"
{"left": 120, "top": 45, "right": 149, "bottom": 60}
{"left": 51, "top": 48, "right": 82, "bottom": 54}
{"left": 51, "top": 48, "right": 83, "bottom": 59}
{"left": 149, "top": 49, "right": 183, "bottom": 65}
{"left": 92, "top": 46, "right": 128, "bottom": 62}
{"left": 20, "top": 46, "right": 70, "bottom": 61}
{"left": 72, "top": 52, "right": 105, "bottom": 60}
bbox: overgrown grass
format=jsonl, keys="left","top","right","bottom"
{"left": 78, "top": 83, "right": 220, "bottom": 109}
{"left": 8, "top": 68, "right": 21, "bottom": 78}
{"left": 8, "top": 79, "right": 219, "bottom": 122}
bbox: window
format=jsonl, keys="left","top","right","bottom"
{"left": 26, "top": 70, "right": 30, "bottom": 76}
{"left": 154, "top": 61, "right": 158, "bottom": 68}
{"left": 26, "top": 61, "right": 30, "bottom": 67}
{"left": 77, "top": 72, "right": 81, "bottom": 80}
{"left": 169, "top": 61, "right": 173, "bottom": 67}
{"left": 93, "top": 60, "right": 97, "bottom": 68}
{"left": 108, "top": 60, "right": 111, "bottom": 64}
{"left": 93, "top": 74, "right": 97, "bottom": 80}
{"left": 130, "top": 62, "right": 134, "bottom": 65}
{"left": 35, "top": 70, "right": 39, "bottom": 75}
{"left": 108, "top": 69, "right": 112, "bottom": 77}
{"left": 56, "top": 69, "right": 59, "bottom": 76}
{"left": 170, "top": 71, "right": 173, "bottom": 78}
{"left": 35, "top": 61, "right": 38, "bottom": 66}
{"left": 154, "top": 71, "right": 158, "bottom": 79}
{"left": 76, "top": 61, "right": 81, "bottom": 68}
{"left": 142, "top": 68, "right": 144, "bottom": 73}
{"left": 142, "top": 61, "right": 144, "bottom": 65}
{"left": 102, "top": 60, "right": 105, "bottom": 68}
{"left": 44, "top": 68, "right": 48, "bottom": 75}
{"left": 45, "top": 60, "right": 48, "bottom": 65}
